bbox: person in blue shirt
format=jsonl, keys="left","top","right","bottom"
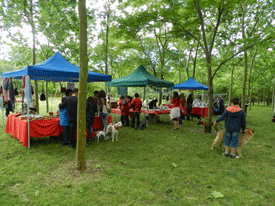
{"left": 214, "top": 97, "right": 246, "bottom": 159}
{"left": 59, "top": 89, "right": 72, "bottom": 147}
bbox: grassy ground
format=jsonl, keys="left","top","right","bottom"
{"left": 0, "top": 99, "right": 275, "bottom": 205}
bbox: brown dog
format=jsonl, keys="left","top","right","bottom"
{"left": 211, "top": 129, "right": 254, "bottom": 157}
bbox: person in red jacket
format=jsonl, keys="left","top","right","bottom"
{"left": 118, "top": 95, "right": 131, "bottom": 126}
{"left": 131, "top": 93, "right": 142, "bottom": 128}
{"left": 169, "top": 91, "right": 183, "bottom": 130}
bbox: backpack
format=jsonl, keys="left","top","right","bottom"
{"left": 40, "top": 93, "right": 46, "bottom": 101}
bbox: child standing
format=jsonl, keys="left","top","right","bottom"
{"left": 214, "top": 97, "right": 246, "bottom": 159}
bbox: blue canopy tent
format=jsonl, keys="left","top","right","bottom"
{"left": 1, "top": 52, "right": 112, "bottom": 148}
{"left": 174, "top": 77, "right": 208, "bottom": 90}
{"left": 1, "top": 52, "right": 111, "bottom": 82}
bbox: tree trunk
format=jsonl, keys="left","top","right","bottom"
{"left": 45, "top": 81, "right": 49, "bottom": 113}
{"left": 241, "top": 3, "right": 248, "bottom": 110}
{"left": 179, "top": 67, "right": 181, "bottom": 84}
{"left": 104, "top": 2, "right": 110, "bottom": 90}
{"left": 205, "top": 64, "right": 213, "bottom": 133}
{"left": 257, "top": 83, "right": 259, "bottom": 105}
{"left": 263, "top": 90, "right": 265, "bottom": 106}
{"left": 143, "top": 87, "right": 146, "bottom": 102}
{"left": 249, "top": 81, "right": 253, "bottom": 110}
{"left": 228, "top": 58, "right": 234, "bottom": 106}
{"left": 29, "top": 0, "right": 39, "bottom": 114}
{"left": 192, "top": 42, "right": 199, "bottom": 78}
{"left": 76, "top": 0, "right": 88, "bottom": 171}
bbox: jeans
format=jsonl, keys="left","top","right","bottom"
{"left": 86, "top": 118, "right": 95, "bottom": 140}
{"left": 100, "top": 113, "right": 108, "bottom": 131}
{"left": 69, "top": 122, "right": 77, "bottom": 148}
{"left": 62, "top": 126, "right": 70, "bottom": 146}
{"left": 132, "top": 112, "right": 140, "bottom": 128}
{"left": 224, "top": 130, "right": 240, "bottom": 148}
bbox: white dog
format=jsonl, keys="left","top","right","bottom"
{"left": 105, "top": 121, "right": 123, "bottom": 142}
{"left": 95, "top": 131, "right": 106, "bottom": 143}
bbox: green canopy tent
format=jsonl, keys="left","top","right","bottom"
{"left": 106, "top": 65, "right": 173, "bottom": 88}
{"left": 107, "top": 65, "right": 174, "bottom": 107}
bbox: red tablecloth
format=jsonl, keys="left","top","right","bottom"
{"left": 112, "top": 108, "right": 171, "bottom": 116}
{"left": 5, "top": 114, "right": 112, "bottom": 147}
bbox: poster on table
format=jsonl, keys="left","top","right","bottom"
{"left": 118, "top": 87, "right": 128, "bottom": 95}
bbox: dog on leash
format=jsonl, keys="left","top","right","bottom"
{"left": 95, "top": 131, "right": 106, "bottom": 143}
{"left": 182, "top": 113, "right": 201, "bottom": 120}
{"left": 198, "top": 120, "right": 219, "bottom": 131}
{"left": 211, "top": 128, "right": 254, "bottom": 157}
{"left": 136, "top": 116, "right": 149, "bottom": 130}
{"left": 105, "top": 121, "right": 123, "bottom": 142}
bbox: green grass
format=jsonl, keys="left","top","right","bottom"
{"left": 1, "top": 99, "right": 275, "bottom": 205}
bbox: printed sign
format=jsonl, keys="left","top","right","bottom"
{"left": 118, "top": 87, "right": 128, "bottom": 95}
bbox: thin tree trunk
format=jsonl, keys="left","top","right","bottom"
{"left": 76, "top": 0, "right": 88, "bottom": 171}
{"left": 257, "top": 82, "right": 260, "bottom": 105}
{"left": 228, "top": 58, "right": 234, "bottom": 106}
{"left": 249, "top": 81, "right": 253, "bottom": 110}
{"left": 272, "top": 88, "right": 274, "bottom": 110}
{"left": 192, "top": 42, "right": 199, "bottom": 78}
{"left": 263, "top": 90, "right": 265, "bottom": 106}
{"left": 241, "top": 5, "right": 248, "bottom": 110}
{"left": 205, "top": 63, "right": 213, "bottom": 133}
{"left": 143, "top": 87, "right": 146, "bottom": 102}
{"left": 179, "top": 67, "right": 181, "bottom": 84}
{"left": 104, "top": 1, "right": 110, "bottom": 90}
{"left": 30, "top": 0, "right": 39, "bottom": 114}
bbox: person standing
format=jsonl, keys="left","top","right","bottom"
{"left": 218, "top": 95, "right": 225, "bottom": 115}
{"left": 119, "top": 95, "right": 131, "bottom": 126}
{"left": 59, "top": 89, "right": 72, "bottom": 146}
{"left": 59, "top": 88, "right": 78, "bottom": 148}
{"left": 179, "top": 93, "right": 186, "bottom": 125}
{"left": 186, "top": 94, "right": 194, "bottom": 121}
{"left": 214, "top": 97, "right": 246, "bottom": 159}
{"left": 86, "top": 96, "right": 98, "bottom": 141}
{"left": 131, "top": 93, "right": 142, "bottom": 128}
{"left": 169, "top": 91, "right": 183, "bottom": 130}
{"left": 98, "top": 90, "right": 108, "bottom": 132}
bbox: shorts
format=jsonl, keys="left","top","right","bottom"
{"left": 172, "top": 117, "right": 178, "bottom": 121}
{"left": 224, "top": 130, "right": 240, "bottom": 148}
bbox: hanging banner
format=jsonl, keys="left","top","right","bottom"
{"left": 24, "top": 75, "right": 32, "bottom": 107}
{"left": 118, "top": 87, "right": 128, "bottom": 95}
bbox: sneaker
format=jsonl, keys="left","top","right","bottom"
{"left": 231, "top": 154, "right": 239, "bottom": 159}
{"left": 222, "top": 152, "right": 229, "bottom": 157}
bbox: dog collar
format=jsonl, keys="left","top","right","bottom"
{"left": 202, "top": 121, "right": 206, "bottom": 126}
{"left": 114, "top": 126, "right": 119, "bottom": 131}
{"left": 246, "top": 131, "right": 252, "bottom": 136}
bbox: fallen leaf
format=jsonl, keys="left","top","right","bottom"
{"left": 172, "top": 163, "right": 177, "bottom": 168}
{"left": 95, "top": 164, "right": 101, "bottom": 169}
{"left": 35, "top": 190, "right": 39, "bottom": 197}
{"left": 211, "top": 191, "right": 224, "bottom": 199}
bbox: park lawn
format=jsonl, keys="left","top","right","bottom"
{"left": 0, "top": 100, "right": 275, "bottom": 205}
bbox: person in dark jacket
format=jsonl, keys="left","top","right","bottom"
{"left": 186, "top": 94, "right": 194, "bottom": 121}
{"left": 149, "top": 99, "right": 158, "bottom": 109}
{"left": 214, "top": 97, "right": 246, "bottom": 159}
{"left": 86, "top": 96, "right": 98, "bottom": 141}
{"left": 59, "top": 88, "right": 78, "bottom": 148}
{"left": 218, "top": 95, "right": 225, "bottom": 115}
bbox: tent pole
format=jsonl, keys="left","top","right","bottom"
{"left": 26, "top": 75, "right": 30, "bottom": 149}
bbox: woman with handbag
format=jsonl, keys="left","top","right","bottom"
{"left": 98, "top": 90, "right": 108, "bottom": 132}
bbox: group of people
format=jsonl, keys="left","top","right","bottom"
{"left": 58, "top": 88, "right": 109, "bottom": 148}
{"left": 118, "top": 93, "right": 143, "bottom": 129}
{"left": 169, "top": 92, "right": 195, "bottom": 130}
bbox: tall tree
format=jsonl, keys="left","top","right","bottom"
{"left": 76, "top": 0, "right": 88, "bottom": 171}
